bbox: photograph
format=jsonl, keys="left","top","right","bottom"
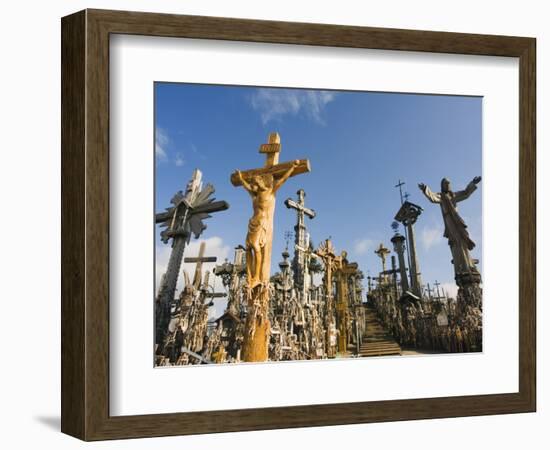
{"left": 153, "top": 83, "right": 483, "bottom": 366}
{"left": 49, "top": 4, "right": 538, "bottom": 443}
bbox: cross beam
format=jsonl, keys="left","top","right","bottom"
{"left": 230, "top": 159, "right": 310, "bottom": 186}
{"left": 339, "top": 261, "right": 359, "bottom": 274}
{"left": 155, "top": 200, "right": 229, "bottom": 223}
{"left": 204, "top": 292, "right": 227, "bottom": 299}
{"left": 285, "top": 197, "right": 316, "bottom": 219}
{"left": 183, "top": 242, "right": 218, "bottom": 289}
{"left": 434, "top": 280, "right": 442, "bottom": 299}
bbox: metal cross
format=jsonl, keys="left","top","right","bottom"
{"left": 395, "top": 179, "right": 406, "bottom": 205}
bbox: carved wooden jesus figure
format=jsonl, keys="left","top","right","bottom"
{"left": 231, "top": 132, "right": 310, "bottom": 361}
{"left": 235, "top": 165, "right": 299, "bottom": 287}
{"left": 418, "top": 176, "right": 482, "bottom": 283}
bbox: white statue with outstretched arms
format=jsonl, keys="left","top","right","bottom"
{"left": 418, "top": 176, "right": 481, "bottom": 280}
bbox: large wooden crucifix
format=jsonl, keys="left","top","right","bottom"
{"left": 285, "top": 189, "right": 316, "bottom": 290}
{"left": 231, "top": 132, "right": 310, "bottom": 362}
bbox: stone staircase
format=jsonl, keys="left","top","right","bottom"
{"left": 358, "top": 307, "right": 402, "bottom": 357}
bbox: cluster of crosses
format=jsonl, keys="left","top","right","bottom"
{"left": 365, "top": 179, "right": 483, "bottom": 354}
{"left": 155, "top": 135, "right": 370, "bottom": 365}
{"left": 154, "top": 133, "right": 483, "bottom": 365}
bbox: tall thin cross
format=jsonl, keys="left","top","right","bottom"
{"left": 426, "top": 283, "right": 433, "bottom": 299}
{"left": 231, "top": 132, "right": 310, "bottom": 362}
{"left": 315, "top": 238, "right": 338, "bottom": 358}
{"left": 434, "top": 280, "right": 442, "bottom": 299}
{"left": 285, "top": 189, "right": 316, "bottom": 289}
{"left": 334, "top": 252, "right": 359, "bottom": 353}
{"left": 183, "top": 242, "right": 218, "bottom": 290}
{"left": 395, "top": 179, "right": 406, "bottom": 205}
{"left": 155, "top": 169, "right": 229, "bottom": 347}
{"left": 395, "top": 179, "right": 412, "bottom": 266}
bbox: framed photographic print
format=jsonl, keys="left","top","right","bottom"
{"left": 61, "top": 9, "right": 536, "bottom": 441}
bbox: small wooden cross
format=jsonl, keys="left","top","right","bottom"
{"left": 184, "top": 242, "right": 217, "bottom": 289}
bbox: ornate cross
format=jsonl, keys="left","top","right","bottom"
{"left": 184, "top": 241, "right": 217, "bottom": 290}
{"left": 285, "top": 189, "right": 316, "bottom": 290}
{"left": 426, "top": 283, "right": 433, "bottom": 299}
{"left": 155, "top": 169, "right": 228, "bottom": 347}
{"left": 434, "top": 280, "right": 442, "bottom": 299}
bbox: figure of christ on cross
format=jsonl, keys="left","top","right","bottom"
{"left": 231, "top": 132, "right": 311, "bottom": 362}
{"left": 235, "top": 162, "right": 299, "bottom": 288}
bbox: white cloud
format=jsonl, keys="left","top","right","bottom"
{"left": 174, "top": 152, "right": 185, "bottom": 167}
{"left": 420, "top": 224, "right": 444, "bottom": 250}
{"left": 155, "top": 236, "right": 231, "bottom": 309}
{"left": 155, "top": 129, "right": 194, "bottom": 167}
{"left": 250, "top": 88, "right": 336, "bottom": 125}
{"left": 312, "top": 272, "right": 323, "bottom": 287}
{"left": 155, "top": 127, "right": 168, "bottom": 160}
{"left": 353, "top": 238, "right": 374, "bottom": 256}
{"left": 438, "top": 282, "right": 458, "bottom": 300}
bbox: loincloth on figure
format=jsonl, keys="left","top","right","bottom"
{"left": 246, "top": 216, "right": 268, "bottom": 248}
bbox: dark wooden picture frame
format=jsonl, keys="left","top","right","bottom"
{"left": 61, "top": 9, "right": 536, "bottom": 441}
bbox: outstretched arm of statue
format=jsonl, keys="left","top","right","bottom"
{"left": 273, "top": 160, "right": 299, "bottom": 192}
{"left": 236, "top": 170, "right": 254, "bottom": 193}
{"left": 455, "top": 176, "right": 481, "bottom": 202}
{"left": 418, "top": 183, "right": 441, "bottom": 204}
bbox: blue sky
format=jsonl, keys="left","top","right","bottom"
{"left": 155, "top": 83, "right": 482, "bottom": 303}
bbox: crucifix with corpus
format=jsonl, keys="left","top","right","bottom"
{"left": 231, "top": 132, "right": 311, "bottom": 362}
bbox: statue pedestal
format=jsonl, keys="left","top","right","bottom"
{"left": 456, "top": 277, "right": 483, "bottom": 352}
{"left": 456, "top": 271, "right": 482, "bottom": 310}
